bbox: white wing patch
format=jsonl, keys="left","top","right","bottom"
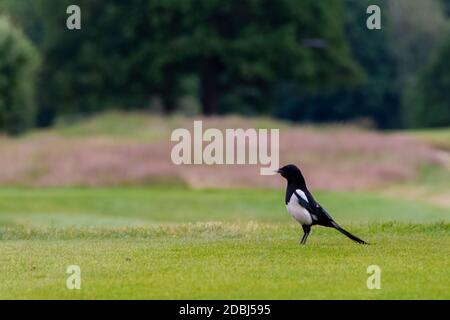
{"left": 286, "top": 191, "right": 313, "bottom": 226}
{"left": 295, "top": 189, "right": 309, "bottom": 203}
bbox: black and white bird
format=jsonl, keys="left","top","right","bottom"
{"left": 276, "top": 164, "right": 368, "bottom": 245}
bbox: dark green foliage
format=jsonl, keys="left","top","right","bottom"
{"left": 440, "top": 0, "right": 450, "bottom": 17}
{"left": 0, "top": 0, "right": 42, "bottom": 43}
{"left": 1, "top": 0, "right": 449, "bottom": 129}
{"left": 0, "top": 16, "right": 40, "bottom": 134}
{"left": 406, "top": 37, "right": 450, "bottom": 127}
{"left": 274, "top": 0, "right": 401, "bottom": 128}
{"left": 181, "top": 0, "right": 362, "bottom": 114}
{"left": 37, "top": 0, "right": 163, "bottom": 121}
{"left": 36, "top": 0, "right": 361, "bottom": 119}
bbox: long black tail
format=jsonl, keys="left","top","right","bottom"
{"left": 331, "top": 222, "right": 368, "bottom": 244}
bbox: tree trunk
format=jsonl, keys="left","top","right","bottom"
{"left": 200, "top": 60, "right": 220, "bottom": 115}
{"left": 161, "top": 74, "right": 177, "bottom": 114}
{"left": 162, "top": 94, "right": 177, "bottom": 114}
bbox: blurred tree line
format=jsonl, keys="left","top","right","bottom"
{"left": 0, "top": 0, "right": 449, "bottom": 134}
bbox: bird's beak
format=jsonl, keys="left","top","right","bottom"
{"left": 275, "top": 168, "right": 282, "bottom": 174}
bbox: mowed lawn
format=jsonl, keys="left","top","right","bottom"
{"left": 0, "top": 187, "right": 449, "bottom": 299}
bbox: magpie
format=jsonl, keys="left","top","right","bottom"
{"left": 276, "top": 164, "right": 368, "bottom": 245}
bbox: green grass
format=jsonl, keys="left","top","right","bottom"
{"left": 27, "top": 111, "right": 292, "bottom": 142}
{"left": 417, "top": 165, "right": 450, "bottom": 190}
{"left": 0, "top": 187, "right": 449, "bottom": 225}
{"left": 0, "top": 187, "right": 449, "bottom": 299}
{"left": 407, "top": 127, "right": 450, "bottom": 150}
{"left": 30, "top": 112, "right": 183, "bottom": 142}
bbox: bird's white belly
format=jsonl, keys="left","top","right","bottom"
{"left": 286, "top": 194, "right": 313, "bottom": 226}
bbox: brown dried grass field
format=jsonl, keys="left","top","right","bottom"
{"left": 0, "top": 112, "right": 447, "bottom": 191}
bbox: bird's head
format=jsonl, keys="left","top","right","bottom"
{"left": 276, "top": 164, "right": 306, "bottom": 187}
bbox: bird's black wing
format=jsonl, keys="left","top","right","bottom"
{"left": 304, "top": 191, "right": 335, "bottom": 227}
{"left": 293, "top": 190, "right": 315, "bottom": 213}
{"left": 305, "top": 190, "right": 368, "bottom": 244}
{"left": 314, "top": 204, "right": 336, "bottom": 227}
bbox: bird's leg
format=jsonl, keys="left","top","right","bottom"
{"left": 300, "top": 232, "right": 310, "bottom": 245}
{"left": 301, "top": 232, "right": 310, "bottom": 245}
{"left": 299, "top": 233, "right": 306, "bottom": 244}
{"left": 300, "top": 225, "right": 311, "bottom": 245}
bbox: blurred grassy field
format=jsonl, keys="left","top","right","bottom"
{"left": 0, "top": 187, "right": 449, "bottom": 226}
{"left": 33, "top": 112, "right": 291, "bottom": 142}
{"left": 0, "top": 111, "right": 444, "bottom": 190}
{"left": 408, "top": 128, "right": 450, "bottom": 150}
{"left": 0, "top": 113, "right": 448, "bottom": 299}
{"left": 0, "top": 187, "right": 449, "bottom": 299}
